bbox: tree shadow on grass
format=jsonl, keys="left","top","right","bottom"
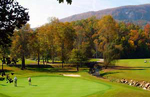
{"left": 109, "top": 66, "right": 149, "bottom": 71}
{"left": 31, "top": 85, "right": 37, "bottom": 86}
{"left": 0, "top": 84, "right": 7, "bottom": 86}
{"left": 17, "top": 86, "right": 25, "bottom": 88}
{"left": 119, "top": 68, "right": 145, "bottom": 70}
{"left": 9, "top": 64, "right": 78, "bottom": 73}
{"left": 28, "top": 67, "right": 78, "bottom": 73}
{"left": 101, "top": 72, "right": 120, "bottom": 77}
{"left": 0, "top": 69, "right": 13, "bottom": 73}
{"left": 9, "top": 64, "right": 54, "bottom": 68}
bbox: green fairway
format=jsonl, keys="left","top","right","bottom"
{"left": 116, "top": 59, "right": 150, "bottom": 67}
{"left": 1, "top": 59, "right": 150, "bottom": 97}
{"left": 0, "top": 75, "right": 110, "bottom": 97}
{"left": 101, "top": 59, "right": 150, "bottom": 81}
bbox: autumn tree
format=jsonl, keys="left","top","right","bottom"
{"left": 144, "top": 24, "right": 150, "bottom": 50}
{"left": 11, "top": 24, "right": 32, "bottom": 69}
{"left": 72, "top": 17, "right": 98, "bottom": 58}
{"left": 28, "top": 30, "right": 41, "bottom": 66}
{"left": 96, "top": 15, "right": 122, "bottom": 69}
{"left": 36, "top": 25, "right": 49, "bottom": 65}
{"left": 35, "top": 18, "right": 59, "bottom": 65}
{"left": 47, "top": 17, "right": 59, "bottom": 63}
{"left": 55, "top": 22, "right": 75, "bottom": 68}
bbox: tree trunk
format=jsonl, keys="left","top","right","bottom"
{"left": 42, "top": 56, "right": 44, "bottom": 65}
{"left": 104, "top": 61, "right": 109, "bottom": 69}
{"left": 21, "top": 54, "right": 25, "bottom": 70}
{"left": 45, "top": 58, "right": 47, "bottom": 65}
{"left": 52, "top": 51, "right": 54, "bottom": 64}
{"left": 2, "top": 60, "right": 3, "bottom": 71}
{"left": 46, "top": 57, "right": 49, "bottom": 63}
{"left": 1, "top": 57, "right": 5, "bottom": 71}
{"left": 61, "top": 43, "right": 64, "bottom": 68}
{"left": 52, "top": 56, "right": 54, "bottom": 64}
{"left": 62, "top": 61, "right": 64, "bottom": 68}
{"left": 38, "top": 52, "right": 40, "bottom": 66}
{"left": 76, "top": 64, "right": 79, "bottom": 71}
{"left": 105, "top": 65, "right": 108, "bottom": 69}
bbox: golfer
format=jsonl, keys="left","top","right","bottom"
{"left": 6, "top": 74, "right": 9, "bottom": 83}
{"left": 28, "top": 77, "right": 31, "bottom": 85}
{"left": 14, "top": 76, "right": 17, "bottom": 87}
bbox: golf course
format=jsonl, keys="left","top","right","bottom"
{"left": 1, "top": 0, "right": 150, "bottom": 97}
{"left": 1, "top": 59, "right": 150, "bottom": 97}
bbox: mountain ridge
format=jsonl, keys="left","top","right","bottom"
{"left": 60, "top": 4, "right": 150, "bottom": 25}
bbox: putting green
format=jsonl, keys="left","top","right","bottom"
{"left": 0, "top": 75, "right": 110, "bottom": 97}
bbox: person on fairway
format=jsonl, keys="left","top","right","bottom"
{"left": 14, "top": 76, "right": 17, "bottom": 87}
{"left": 6, "top": 74, "right": 9, "bottom": 83}
{"left": 28, "top": 77, "right": 31, "bottom": 85}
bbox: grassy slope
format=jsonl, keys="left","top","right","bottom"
{"left": 101, "top": 59, "right": 150, "bottom": 81}
{"left": 0, "top": 64, "right": 150, "bottom": 97}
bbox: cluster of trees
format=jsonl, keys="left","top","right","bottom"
{"left": 3, "top": 15, "right": 150, "bottom": 69}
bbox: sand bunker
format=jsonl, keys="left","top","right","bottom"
{"left": 63, "top": 74, "right": 81, "bottom": 77}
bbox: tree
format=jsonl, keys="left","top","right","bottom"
{"left": 11, "top": 24, "right": 32, "bottom": 69}
{"left": 0, "top": 0, "right": 29, "bottom": 47}
{"left": 36, "top": 25, "right": 51, "bottom": 65}
{"left": 47, "top": 17, "right": 59, "bottom": 63}
{"left": 0, "top": 0, "right": 29, "bottom": 71}
{"left": 55, "top": 22, "right": 75, "bottom": 68}
{"left": 70, "top": 49, "right": 88, "bottom": 71}
{"left": 96, "top": 15, "right": 122, "bottom": 69}
{"left": 57, "top": 0, "right": 72, "bottom": 4}
{"left": 0, "top": 46, "right": 9, "bottom": 71}
{"left": 72, "top": 17, "right": 98, "bottom": 58}
{"left": 28, "top": 30, "right": 41, "bottom": 66}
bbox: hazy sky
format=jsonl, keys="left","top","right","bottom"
{"left": 17, "top": 0, "right": 150, "bottom": 28}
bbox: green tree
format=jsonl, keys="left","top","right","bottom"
{"left": 70, "top": 49, "right": 88, "bottom": 71}
{"left": 0, "top": 0, "right": 29, "bottom": 47}
{"left": 58, "top": 0, "right": 72, "bottom": 4}
{"left": 0, "top": 0, "right": 29, "bottom": 71}
{"left": 0, "top": 46, "right": 9, "bottom": 71}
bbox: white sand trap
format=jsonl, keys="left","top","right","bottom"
{"left": 63, "top": 74, "right": 81, "bottom": 77}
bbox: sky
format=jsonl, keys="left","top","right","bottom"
{"left": 17, "top": 0, "right": 150, "bottom": 28}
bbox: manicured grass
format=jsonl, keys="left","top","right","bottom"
{"left": 1, "top": 59, "right": 150, "bottom": 97}
{"left": 0, "top": 75, "right": 110, "bottom": 97}
{"left": 16, "top": 59, "right": 38, "bottom": 65}
{"left": 116, "top": 59, "right": 150, "bottom": 67}
{"left": 101, "top": 59, "right": 150, "bottom": 81}
{"left": 89, "top": 58, "right": 101, "bottom": 62}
